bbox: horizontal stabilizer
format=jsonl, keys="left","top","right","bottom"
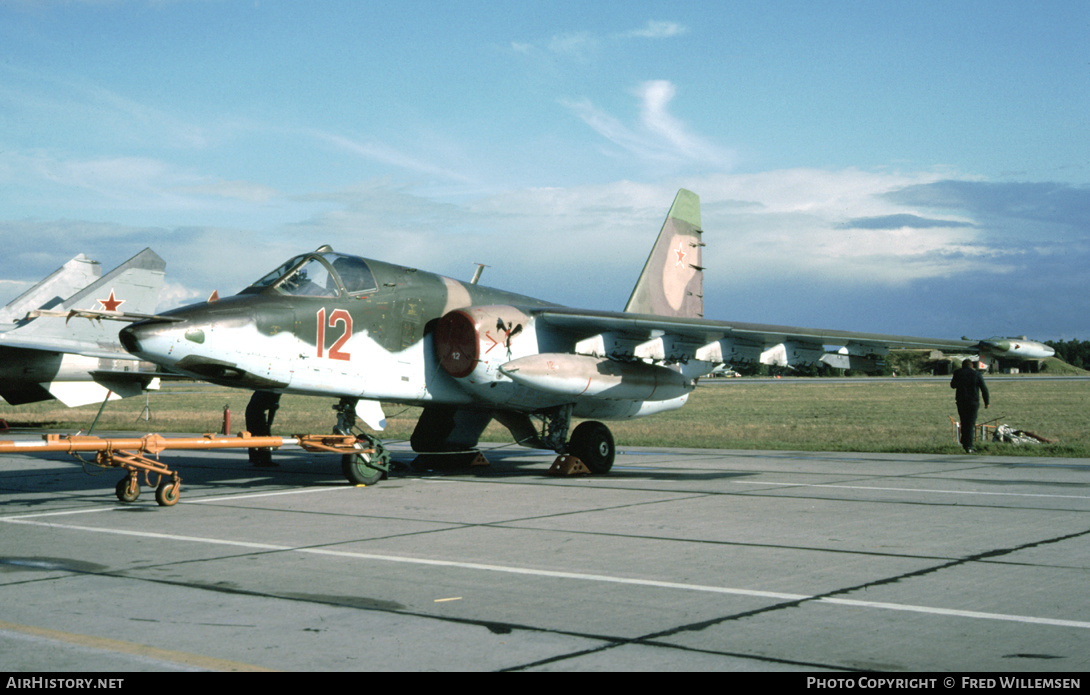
{"left": 46, "top": 381, "right": 122, "bottom": 408}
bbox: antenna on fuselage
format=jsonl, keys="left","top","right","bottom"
{"left": 470, "top": 263, "right": 489, "bottom": 285}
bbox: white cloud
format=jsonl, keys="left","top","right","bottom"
{"left": 515, "top": 19, "right": 686, "bottom": 62}
{"left": 309, "top": 130, "right": 475, "bottom": 184}
{"left": 176, "top": 180, "right": 281, "bottom": 204}
{"left": 0, "top": 62, "right": 210, "bottom": 151}
{"left": 3, "top": 171, "right": 1084, "bottom": 337}
{"left": 563, "top": 80, "right": 735, "bottom": 170}
{"left": 547, "top": 32, "right": 598, "bottom": 60}
{"left": 689, "top": 169, "right": 1002, "bottom": 285}
{"left": 623, "top": 21, "right": 687, "bottom": 39}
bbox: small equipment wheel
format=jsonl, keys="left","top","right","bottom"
{"left": 115, "top": 476, "right": 140, "bottom": 503}
{"left": 568, "top": 421, "right": 615, "bottom": 474}
{"left": 155, "top": 479, "right": 181, "bottom": 507}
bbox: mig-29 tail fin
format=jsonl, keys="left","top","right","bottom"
{"left": 624, "top": 189, "right": 704, "bottom": 318}
{"left": 8, "top": 248, "right": 166, "bottom": 357}
{"left": 0, "top": 254, "right": 101, "bottom": 324}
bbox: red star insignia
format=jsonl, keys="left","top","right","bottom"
{"left": 673, "top": 242, "right": 687, "bottom": 267}
{"left": 98, "top": 290, "right": 125, "bottom": 312}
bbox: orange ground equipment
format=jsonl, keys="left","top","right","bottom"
{"left": 0, "top": 431, "right": 388, "bottom": 507}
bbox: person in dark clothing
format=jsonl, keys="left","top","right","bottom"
{"left": 246, "top": 390, "right": 281, "bottom": 466}
{"left": 950, "top": 359, "right": 990, "bottom": 453}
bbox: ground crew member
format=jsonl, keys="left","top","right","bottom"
{"left": 246, "top": 390, "right": 281, "bottom": 466}
{"left": 951, "top": 359, "right": 990, "bottom": 453}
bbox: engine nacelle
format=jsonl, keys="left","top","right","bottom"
{"left": 435, "top": 305, "right": 536, "bottom": 387}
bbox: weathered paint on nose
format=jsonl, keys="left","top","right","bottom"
{"left": 119, "top": 320, "right": 175, "bottom": 360}
{"left": 119, "top": 298, "right": 299, "bottom": 391}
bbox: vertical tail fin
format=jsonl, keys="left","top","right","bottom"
{"left": 0, "top": 254, "right": 101, "bottom": 324}
{"left": 8, "top": 248, "right": 166, "bottom": 349}
{"left": 624, "top": 189, "right": 703, "bottom": 318}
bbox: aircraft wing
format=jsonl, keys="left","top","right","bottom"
{"left": 531, "top": 307, "right": 976, "bottom": 373}
{"left": 0, "top": 334, "right": 141, "bottom": 360}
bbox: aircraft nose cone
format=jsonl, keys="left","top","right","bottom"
{"left": 120, "top": 319, "right": 176, "bottom": 359}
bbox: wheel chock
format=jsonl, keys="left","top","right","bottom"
{"left": 469, "top": 451, "right": 490, "bottom": 467}
{"left": 548, "top": 455, "right": 591, "bottom": 476}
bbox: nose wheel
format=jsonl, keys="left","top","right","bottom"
{"left": 341, "top": 433, "right": 390, "bottom": 486}
{"left": 334, "top": 398, "right": 391, "bottom": 486}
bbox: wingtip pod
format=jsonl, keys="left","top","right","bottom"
{"left": 624, "top": 189, "right": 704, "bottom": 319}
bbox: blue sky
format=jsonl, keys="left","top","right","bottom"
{"left": 1, "top": 0, "right": 1088, "bottom": 341}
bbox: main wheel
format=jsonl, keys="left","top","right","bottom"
{"left": 568, "top": 421, "right": 615, "bottom": 474}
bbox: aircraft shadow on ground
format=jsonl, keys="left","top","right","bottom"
{"left": 0, "top": 444, "right": 759, "bottom": 506}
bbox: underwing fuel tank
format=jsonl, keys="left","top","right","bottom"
{"left": 499, "top": 353, "right": 693, "bottom": 401}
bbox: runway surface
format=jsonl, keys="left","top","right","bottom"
{"left": 1, "top": 433, "right": 1088, "bottom": 672}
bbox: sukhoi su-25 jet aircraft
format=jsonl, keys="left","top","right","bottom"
{"left": 119, "top": 190, "right": 995, "bottom": 485}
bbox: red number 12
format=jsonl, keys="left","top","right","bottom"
{"left": 316, "top": 308, "right": 352, "bottom": 361}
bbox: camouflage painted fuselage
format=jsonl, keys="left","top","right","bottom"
{"left": 122, "top": 253, "right": 562, "bottom": 404}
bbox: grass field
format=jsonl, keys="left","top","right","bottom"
{"left": 3, "top": 377, "right": 1087, "bottom": 458}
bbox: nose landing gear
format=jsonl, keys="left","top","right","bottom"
{"left": 333, "top": 398, "right": 391, "bottom": 486}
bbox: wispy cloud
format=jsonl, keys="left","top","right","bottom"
{"left": 838, "top": 214, "right": 976, "bottom": 230}
{"left": 547, "top": 31, "right": 599, "bottom": 60}
{"left": 512, "top": 19, "right": 686, "bottom": 59}
{"left": 176, "top": 180, "right": 281, "bottom": 204}
{"left": 3, "top": 173, "right": 1088, "bottom": 338}
{"left": 308, "top": 130, "right": 476, "bottom": 184}
{"left": 562, "top": 80, "right": 734, "bottom": 170}
{"left": 622, "top": 21, "right": 688, "bottom": 39}
{"left": 637, "top": 81, "right": 710, "bottom": 161}
{"left": 886, "top": 180, "right": 1090, "bottom": 231}
{"left": 0, "top": 62, "right": 209, "bottom": 150}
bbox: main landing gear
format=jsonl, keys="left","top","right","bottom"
{"left": 567, "top": 421, "right": 615, "bottom": 474}
{"left": 532, "top": 405, "right": 616, "bottom": 475}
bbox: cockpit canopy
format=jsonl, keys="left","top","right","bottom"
{"left": 245, "top": 247, "right": 377, "bottom": 298}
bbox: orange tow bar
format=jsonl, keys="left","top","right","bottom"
{"left": 0, "top": 432, "right": 379, "bottom": 507}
